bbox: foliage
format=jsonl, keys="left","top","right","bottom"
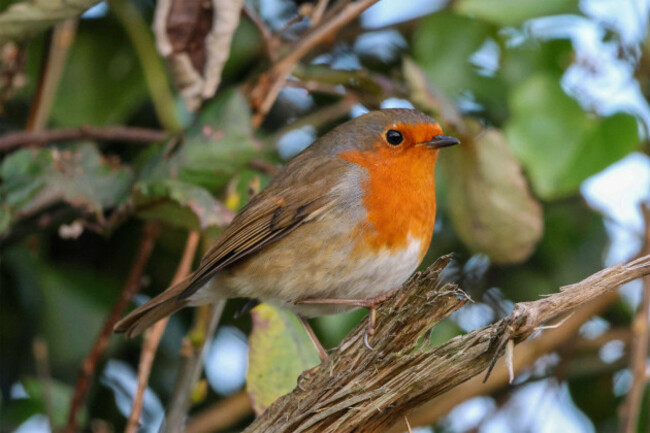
{"left": 0, "top": 0, "right": 648, "bottom": 432}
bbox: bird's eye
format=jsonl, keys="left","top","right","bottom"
{"left": 385, "top": 129, "right": 403, "bottom": 146}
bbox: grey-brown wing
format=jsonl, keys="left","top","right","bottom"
{"left": 178, "top": 157, "right": 344, "bottom": 300}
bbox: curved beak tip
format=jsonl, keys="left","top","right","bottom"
{"left": 425, "top": 135, "right": 460, "bottom": 149}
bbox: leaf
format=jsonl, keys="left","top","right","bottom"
{"left": 0, "top": 0, "right": 101, "bottom": 43}
{"left": 48, "top": 17, "right": 149, "bottom": 127}
{"left": 0, "top": 143, "right": 133, "bottom": 233}
{"left": 1, "top": 377, "right": 86, "bottom": 430}
{"left": 247, "top": 304, "right": 320, "bottom": 415}
{"left": 505, "top": 74, "right": 639, "bottom": 199}
{"left": 154, "top": 0, "right": 244, "bottom": 110}
{"left": 454, "top": 0, "right": 577, "bottom": 27}
{"left": 138, "top": 89, "right": 258, "bottom": 192}
{"left": 412, "top": 11, "right": 506, "bottom": 117}
{"left": 3, "top": 246, "right": 120, "bottom": 365}
{"left": 134, "top": 179, "right": 234, "bottom": 230}
{"left": 441, "top": 129, "right": 543, "bottom": 264}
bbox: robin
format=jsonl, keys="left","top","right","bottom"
{"left": 114, "top": 108, "right": 459, "bottom": 358}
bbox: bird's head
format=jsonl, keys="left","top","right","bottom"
{"left": 320, "top": 108, "right": 459, "bottom": 171}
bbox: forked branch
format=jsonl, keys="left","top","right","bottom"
{"left": 244, "top": 254, "right": 650, "bottom": 433}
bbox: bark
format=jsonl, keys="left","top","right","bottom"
{"left": 244, "top": 254, "right": 650, "bottom": 433}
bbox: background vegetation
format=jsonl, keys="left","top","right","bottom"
{"left": 0, "top": 0, "right": 649, "bottom": 432}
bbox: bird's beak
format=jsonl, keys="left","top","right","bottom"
{"left": 422, "top": 135, "right": 460, "bottom": 149}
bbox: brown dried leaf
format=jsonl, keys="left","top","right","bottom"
{"left": 441, "top": 129, "right": 543, "bottom": 264}
{"left": 154, "top": 0, "right": 244, "bottom": 111}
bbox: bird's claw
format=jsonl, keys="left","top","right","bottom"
{"left": 297, "top": 365, "right": 320, "bottom": 391}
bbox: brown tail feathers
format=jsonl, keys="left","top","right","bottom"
{"left": 114, "top": 276, "right": 192, "bottom": 338}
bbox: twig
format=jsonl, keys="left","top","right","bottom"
{"left": 242, "top": 4, "right": 278, "bottom": 60}
{"left": 242, "top": 254, "right": 650, "bottom": 433}
{"left": 620, "top": 203, "right": 650, "bottom": 433}
{"left": 185, "top": 390, "right": 252, "bottom": 433}
{"left": 125, "top": 231, "right": 201, "bottom": 433}
{"left": 109, "top": 0, "right": 181, "bottom": 132}
{"left": 27, "top": 18, "right": 77, "bottom": 131}
{"left": 271, "top": 96, "right": 356, "bottom": 141}
{"left": 163, "top": 301, "right": 226, "bottom": 433}
{"left": 33, "top": 338, "right": 54, "bottom": 427}
{"left": 64, "top": 222, "right": 160, "bottom": 433}
{"left": 388, "top": 290, "right": 621, "bottom": 432}
{"left": 310, "top": 0, "right": 330, "bottom": 26}
{"left": 248, "top": 0, "right": 379, "bottom": 127}
{"left": 0, "top": 125, "right": 169, "bottom": 152}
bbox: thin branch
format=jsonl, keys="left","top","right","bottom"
{"left": 64, "top": 222, "right": 161, "bottom": 433}
{"left": 27, "top": 18, "right": 77, "bottom": 131}
{"left": 620, "top": 203, "right": 650, "bottom": 433}
{"left": 242, "top": 4, "right": 278, "bottom": 60}
{"left": 243, "top": 254, "right": 650, "bottom": 433}
{"left": 109, "top": 0, "right": 181, "bottom": 131}
{"left": 125, "top": 230, "right": 201, "bottom": 433}
{"left": 310, "top": 0, "right": 330, "bottom": 27}
{"left": 0, "top": 125, "right": 169, "bottom": 152}
{"left": 163, "top": 301, "right": 226, "bottom": 433}
{"left": 389, "top": 290, "right": 621, "bottom": 431}
{"left": 185, "top": 390, "right": 252, "bottom": 433}
{"left": 32, "top": 338, "right": 54, "bottom": 428}
{"left": 248, "top": 0, "right": 379, "bottom": 127}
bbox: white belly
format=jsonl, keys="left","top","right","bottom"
{"left": 216, "top": 233, "right": 424, "bottom": 317}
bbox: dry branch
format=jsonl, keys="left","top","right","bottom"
{"left": 125, "top": 230, "right": 201, "bottom": 433}
{"left": 0, "top": 125, "right": 169, "bottom": 152}
{"left": 248, "top": 0, "right": 379, "bottom": 127}
{"left": 620, "top": 203, "right": 650, "bottom": 433}
{"left": 64, "top": 222, "right": 161, "bottom": 433}
{"left": 244, "top": 254, "right": 650, "bottom": 433}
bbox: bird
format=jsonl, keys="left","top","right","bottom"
{"left": 114, "top": 108, "right": 459, "bottom": 358}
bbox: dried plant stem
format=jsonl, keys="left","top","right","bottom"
{"left": 620, "top": 204, "right": 650, "bottom": 433}
{"left": 185, "top": 390, "right": 252, "bottom": 433}
{"left": 124, "top": 231, "right": 201, "bottom": 433}
{"left": 243, "top": 254, "right": 650, "bottom": 433}
{"left": 163, "top": 301, "right": 226, "bottom": 433}
{"left": 389, "top": 290, "right": 620, "bottom": 431}
{"left": 249, "top": 0, "right": 379, "bottom": 127}
{"left": 27, "top": 18, "right": 77, "bottom": 131}
{"left": 0, "top": 125, "right": 169, "bottom": 152}
{"left": 64, "top": 222, "right": 160, "bottom": 433}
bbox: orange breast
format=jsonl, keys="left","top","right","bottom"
{"left": 339, "top": 145, "right": 438, "bottom": 259}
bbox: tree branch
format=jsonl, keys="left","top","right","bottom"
{"left": 64, "top": 222, "right": 161, "bottom": 433}
{"left": 620, "top": 203, "right": 650, "bottom": 433}
{"left": 244, "top": 254, "right": 650, "bottom": 433}
{"left": 0, "top": 125, "right": 169, "bottom": 152}
{"left": 125, "top": 230, "right": 201, "bottom": 433}
{"left": 247, "top": 0, "right": 379, "bottom": 127}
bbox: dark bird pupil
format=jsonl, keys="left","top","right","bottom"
{"left": 386, "top": 129, "right": 403, "bottom": 145}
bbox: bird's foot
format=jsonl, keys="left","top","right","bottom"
{"left": 297, "top": 286, "right": 402, "bottom": 350}
{"left": 297, "top": 364, "right": 321, "bottom": 391}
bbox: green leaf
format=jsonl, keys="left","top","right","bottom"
{"left": 25, "top": 378, "right": 86, "bottom": 429}
{"left": 412, "top": 12, "right": 506, "bottom": 119}
{"left": 505, "top": 75, "right": 639, "bottom": 199}
{"left": 441, "top": 129, "right": 543, "bottom": 264}
{"left": 0, "top": 0, "right": 101, "bottom": 43}
{"left": 1, "top": 377, "right": 87, "bottom": 430}
{"left": 134, "top": 179, "right": 233, "bottom": 230}
{"left": 0, "top": 143, "right": 133, "bottom": 233}
{"left": 247, "top": 304, "right": 320, "bottom": 415}
{"left": 454, "top": 0, "right": 577, "bottom": 26}
{"left": 49, "top": 17, "right": 149, "bottom": 127}
{"left": 3, "top": 246, "right": 120, "bottom": 365}
{"left": 139, "top": 89, "right": 258, "bottom": 192}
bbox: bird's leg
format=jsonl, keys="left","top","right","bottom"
{"left": 296, "top": 315, "right": 327, "bottom": 391}
{"left": 297, "top": 286, "right": 401, "bottom": 350}
{"left": 298, "top": 315, "right": 328, "bottom": 362}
